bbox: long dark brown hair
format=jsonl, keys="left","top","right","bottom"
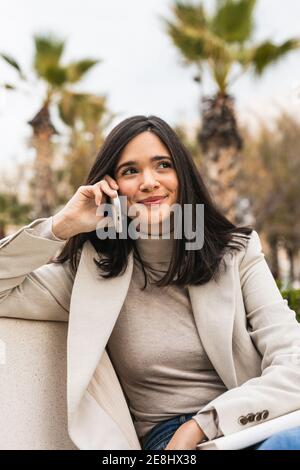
{"left": 53, "top": 114, "right": 253, "bottom": 289}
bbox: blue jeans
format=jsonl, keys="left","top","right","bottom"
{"left": 141, "top": 413, "right": 300, "bottom": 450}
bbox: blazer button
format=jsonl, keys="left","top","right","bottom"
{"left": 238, "top": 416, "right": 248, "bottom": 425}
{"left": 255, "top": 412, "right": 262, "bottom": 422}
{"left": 261, "top": 410, "right": 269, "bottom": 420}
{"left": 246, "top": 413, "right": 255, "bottom": 423}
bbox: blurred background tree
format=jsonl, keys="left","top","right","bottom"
{"left": 0, "top": 192, "right": 32, "bottom": 239}
{"left": 173, "top": 122, "right": 203, "bottom": 169}
{"left": 162, "top": 0, "right": 300, "bottom": 223}
{"left": 2, "top": 34, "right": 104, "bottom": 218}
{"left": 56, "top": 90, "right": 116, "bottom": 205}
{"left": 238, "top": 111, "right": 300, "bottom": 284}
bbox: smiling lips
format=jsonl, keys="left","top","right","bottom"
{"left": 138, "top": 196, "right": 167, "bottom": 205}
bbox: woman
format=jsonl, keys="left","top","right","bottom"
{"left": 1, "top": 115, "right": 300, "bottom": 450}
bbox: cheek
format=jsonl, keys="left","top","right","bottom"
{"left": 170, "top": 177, "right": 179, "bottom": 203}
{"left": 162, "top": 173, "right": 178, "bottom": 188}
{"left": 168, "top": 174, "right": 179, "bottom": 194}
{"left": 117, "top": 181, "right": 135, "bottom": 198}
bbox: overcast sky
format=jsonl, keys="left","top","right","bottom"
{"left": 1, "top": 0, "right": 300, "bottom": 173}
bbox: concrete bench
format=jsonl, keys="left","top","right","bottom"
{"left": 0, "top": 317, "right": 77, "bottom": 449}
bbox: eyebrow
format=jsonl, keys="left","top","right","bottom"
{"left": 115, "top": 155, "right": 172, "bottom": 174}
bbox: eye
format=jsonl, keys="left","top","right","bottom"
{"left": 122, "top": 167, "right": 137, "bottom": 176}
{"left": 121, "top": 160, "right": 172, "bottom": 176}
{"left": 158, "top": 161, "right": 172, "bottom": 169}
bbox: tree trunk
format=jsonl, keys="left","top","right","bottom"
{"left": 268, "top": 233, "right": 280, "bottom": 281}
{"left": 28, "top": 104, "right": 58, "bottom": 218}
{"left": 202, "top": 145, "right": 242, "bottom": 223}
{"left": 31, "top": 132, "right": 56, "bottom": 218}
{"left": 198, "top": 92, "right": 243, "bottom": 225}
{"left": 286, "top": 246, "right": 295, "bottom": 285}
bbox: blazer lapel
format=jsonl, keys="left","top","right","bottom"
{"left": 67, "top": 241, "right": 134, "bottom": 433}
{"left": 67, "top": 241, "right": 239, "bottom": 448}
{"left": 188, "top": 252, "right": 238, "bottom": 390}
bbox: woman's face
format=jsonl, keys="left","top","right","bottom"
{"left": 113, "top": 131, "right": 179, "bottom": 235}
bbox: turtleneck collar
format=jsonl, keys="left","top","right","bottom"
{"left": 134, "top": 228, "right": 175, "bottom": 263}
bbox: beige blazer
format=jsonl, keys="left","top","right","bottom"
{"left": 1, "top": 218, "right": 300, "bottom": 450}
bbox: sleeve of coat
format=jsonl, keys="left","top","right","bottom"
{"left": 0, "top": 217, "right": 75, "bottom": 322}
{"left": 192, "top": 229, "right": 300, "bottom": 436}
{"left": 192, "top": 409, "right": 224, "bottom": 441}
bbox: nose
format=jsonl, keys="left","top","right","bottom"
{"left": 139, "top": 170, "right": 160, "bottom": 192}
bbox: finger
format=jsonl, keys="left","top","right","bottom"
{"left": 79, "top": 184, "right": 103, "bottom": 206}
{"left": 98, "top": 179, "right": 118, "bottom": 199}
{"left": 103, "top": 174, "right": 119, "bottom": 190}
{"left": 92, "top": 184, "right": 103, "bottom": 206}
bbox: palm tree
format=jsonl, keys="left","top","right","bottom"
{"left": 2, "top": 34, "right": 101, "bottom": 217}
{"left": 161, "top": 0, "right": 300, "bottom": 223}
{"left": 29, "top": 34, "right": 102, "bottom": 217}
{"left": 57, "top": 90, "right": 116, "bottom": 199}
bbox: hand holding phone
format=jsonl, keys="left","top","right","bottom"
{"left": 52, "top": 175, "right": 121, "bottom": 238}
{"left": 110, "top": 192, "right": 123, "bottom": 233}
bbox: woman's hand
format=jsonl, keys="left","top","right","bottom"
{"left": 164, "top": 420, "right": 206, "bottom": 451}
{"left": 52, "top": 175, "right": 119, "bottom": 240}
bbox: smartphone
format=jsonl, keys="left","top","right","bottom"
{"left": 110, "top": 193, "right": 123, "bottom": 233}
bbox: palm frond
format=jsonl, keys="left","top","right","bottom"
{"left": 211, "top": 0, "right": 256, "bottom": 43}
{"left": 211, "top": 60, "right": 232, "bottom": 92}
{"left": 33, "top": 34, "right": 65, "bottom": 76}
{"left": 59, "top": 90, "right": 106, "bottom": 129}
{"left": 0, "top": 52, "right": 26, "bottom": 80}
{"left": 58, "top": 90, "right": 85, "bottom": 126}
{"left": 171, "top": 0, "right": 207, "bottom": 28}
{"left": 250, "top": 39, "right": 300, "bottom": 75}
{"left": 65, "top": 59, "right": 100, "bottom": 83}
{"left": 2, "top": 83, "right": 16, "bottom": 90}
{"left": 165, "top": 20, "right": 229, "bottom": 62}
{"left": 43, "top": 66, "right": 68, "bottom": 87}
{"left": 234, "top": 47, "right": 254, "bottom": 66}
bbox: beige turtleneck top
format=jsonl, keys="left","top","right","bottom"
{"left": 32, "top": 218, "right": 225, "bottom": 445}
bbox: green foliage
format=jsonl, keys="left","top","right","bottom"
{"left": 165, "top": 21, "right": 230, "bottom": 63}
{"left": 0, "top": 52, "right": 26, "bottom": 80}
{"left": 163, "top": 0, "right": 300, "bottom": 93}
{"left": 33, "top": 34, "right": 99, "bottom": 90}
{"left": 66, "top": 59, "right": 101, "bottom": 83}
{"left": 43, "top": 65, "right": 68, "bottom": 87}
{"left": 250, "top": 39, "right": 300, "bottom": 75}
{"left": 58, "top": 90, "right": 107, "bottom": 130}
{"left": 211, "top": 0, "right": 256, "bottom": 43}
{"left": 276, "top": 279, "right": 300, "bottom": 323}
{"left": 172, "top": 0, "right": 206, "bottom": 28}
{"left": 0, "top": 193, "right": 32, "bottom": 228}
{"left": 33, "top": 34, "right": 65, "bottom": 76}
